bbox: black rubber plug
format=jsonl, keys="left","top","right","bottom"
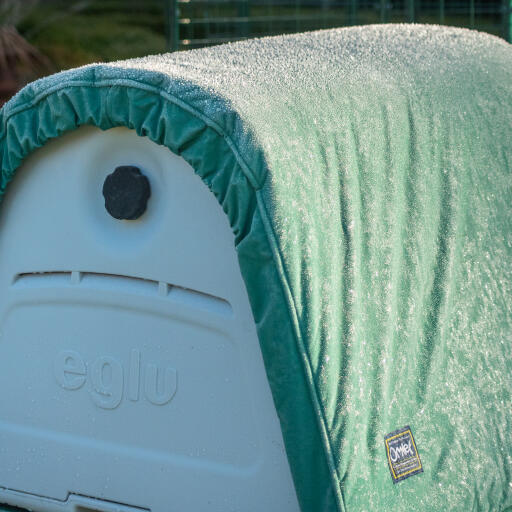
{"left": 102, "top": 166, "right": 151, "bottom": 220}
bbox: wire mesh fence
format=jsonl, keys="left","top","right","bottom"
{"left": 10, "top": 0, "right": 512, "bottom": 60}
{"left": 169, "top": 0, "right": 511, "bottom": 50}
{"left": 4, "top": 0, "right": 505, "bottom": 104}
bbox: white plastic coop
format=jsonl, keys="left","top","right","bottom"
{"left": 0, "top": 126, "right": 300, "bottom": 512}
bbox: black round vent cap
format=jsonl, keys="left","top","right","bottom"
{"left": 102, "top": 166, "right": 151, "bottom": 220}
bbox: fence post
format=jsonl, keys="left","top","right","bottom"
{"left": 503, "top": 0, "right": 512, "bottom": 42}
{"left": 349, "top": 0, "right": 357, "bottom": 25}
{"left": 237, "top": 0, "right": 250, "bottom": 38}
{"left": 165, "top": 0, "right": 179, "bottom": 51}
{"left": 407, "top": 0, "right": 415, "bottom": 22}
{"left": 510, "top": 0, "right": 512, "bottom": 42}
{"left": 380, "top": 0, "right": 387, "bottom": 23}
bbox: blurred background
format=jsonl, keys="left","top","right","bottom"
{"left": 0, "top": 0, "right": 510, "bottom": 104}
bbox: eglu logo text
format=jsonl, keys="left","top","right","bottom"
{"left": 54, "top": 349, "right": 177, "bottom": 409}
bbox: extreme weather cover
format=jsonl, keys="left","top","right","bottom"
{"left": 1, "top": 24, "right": 511, "bottom": 512}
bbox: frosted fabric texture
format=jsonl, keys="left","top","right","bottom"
{"left": 1, "top": 24, "right": 511, "bottom": 512}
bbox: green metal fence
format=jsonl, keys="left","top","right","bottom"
{"left": 166, "top": 0, "right": 512, "bottom": 50}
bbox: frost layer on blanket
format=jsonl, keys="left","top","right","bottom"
{"left": 1, "top": 24, "right": 512, "bottom": 512}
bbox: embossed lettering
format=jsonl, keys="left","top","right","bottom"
{"left": 54, "top": 350, "right": 86, "bottom": 390}
{"left": 145, "top": 363, "right": 177, "bottom": 405}
{"left": 128, "top": 349, "right": 140, "bottom": 402}
{"left": 90, "top": 356, "right": 124, "bottom": 410}
{"left": 54, "top": 350, "right": 177, "bottom": 409}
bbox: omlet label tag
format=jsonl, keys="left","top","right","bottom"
{"left": 384, "top": 426, "right": 423, "bottom": 483}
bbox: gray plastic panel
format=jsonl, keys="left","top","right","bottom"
{"left": 0, "top": 127, "right": 299, "bottom": 512}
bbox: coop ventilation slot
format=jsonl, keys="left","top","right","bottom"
{"left": 12, "top": 271, "right": 232, "bottom": 316}
{"left": 0, "top": 493, "right": 151, "bottom": 512}
{"left": 0, "top": 504, "right": 28, "bottom": 512}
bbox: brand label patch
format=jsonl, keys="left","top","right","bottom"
{"left": 384, "top": 426, "right": 423, "bottom": 483}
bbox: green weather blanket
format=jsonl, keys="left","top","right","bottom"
{"left": 1, "top": 24, "right": 511, "bottom": 512}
